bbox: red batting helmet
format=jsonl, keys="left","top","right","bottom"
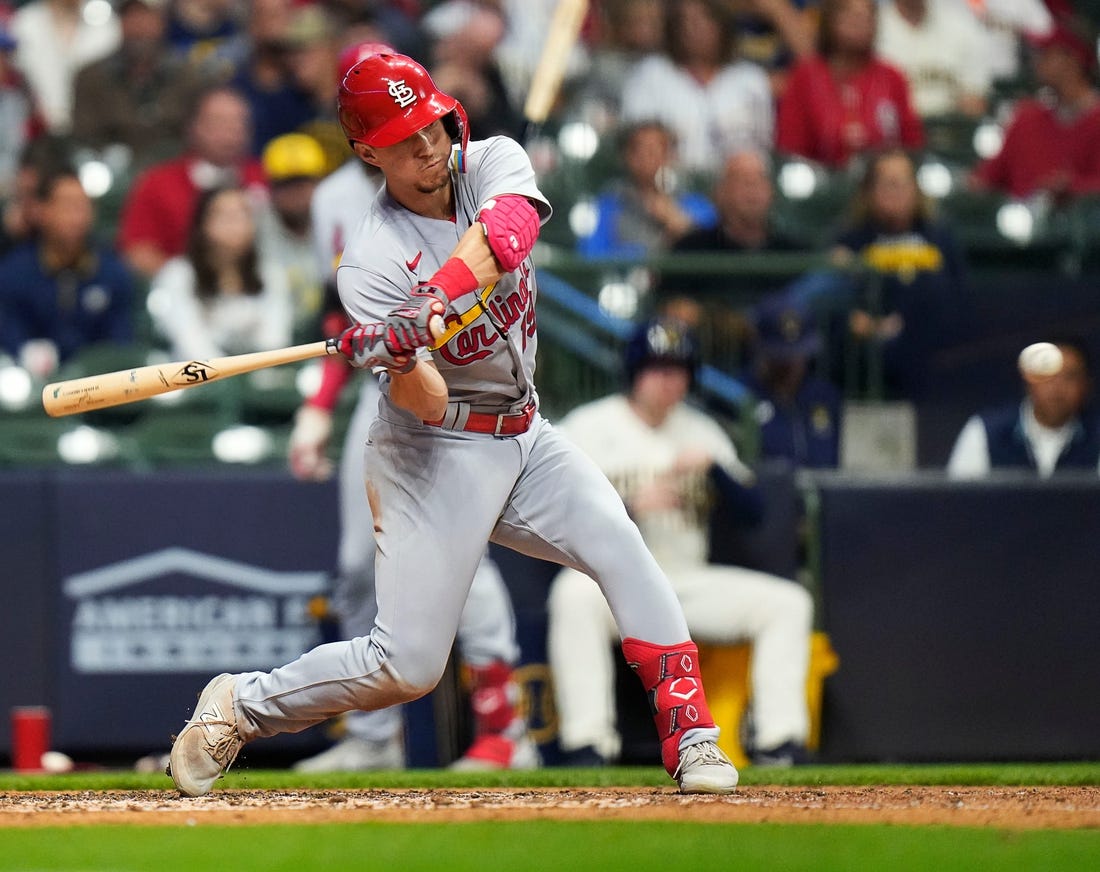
{"left": 338, "top": 52, "right": 469, "bottom": 167}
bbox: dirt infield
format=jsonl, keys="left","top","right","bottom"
{"left": 1, "top": 786, "right": 1097, "bottom": 829}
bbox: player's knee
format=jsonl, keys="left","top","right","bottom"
{"left": 384, "top": 648, "right": 450, "bottom": 699}
{"left": 773, "top": 580, "right": 814, "bottom": 629}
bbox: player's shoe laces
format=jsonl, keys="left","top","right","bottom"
{"left": 292, "top": 735, "right": 406, "bottom": 772}
{"left": 674, "top": 740, "right": 739, "bottom": 794}
{"left": 168, "top": 673, "right": 244, "bottom": 797}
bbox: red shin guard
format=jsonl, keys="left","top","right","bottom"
{"left": 621, "top": 638, "right": 716, "bottom": 776}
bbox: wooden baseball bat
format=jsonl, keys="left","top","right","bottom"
{"left": 41, "top": 314, "right": 448, "bottom": 418}
{"left": 522, "top": 0, "right": 589, "bottom": 131}
{"left": 42, "top": 339, "right": 340, "bottom": 418}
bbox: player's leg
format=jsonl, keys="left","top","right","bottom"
{"left": 546, "top": 567, "right": 620, "bottom": 763}
{"left": 237, "top": 424, "right": 518, "bottom": 732}
{"left": 493, "top": 422, "right": 687, "bottom": 642}
{"left": 450, "top": 552, "right": 539, "bottom": 770}
{"left": 295, "top": 380, "right": 405, "bottom": 772}
{"left": 455, "top": 553, "right": 520, "bottom": 667}
{"left": 491, "top": 419, "right": 736, "bottom": 792}
{"left": 677, "top": 565, "right": 813, "bottom": 761}
{"left": 170, "top": 418, "right": 525, "bottom": 795}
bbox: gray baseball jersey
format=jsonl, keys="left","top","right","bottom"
{"left": 337, "top": 136, "right": 548, "bottom": 410}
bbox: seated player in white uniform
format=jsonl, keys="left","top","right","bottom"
{"left": 548, "top": 317, "right": 815, "bottom": 767}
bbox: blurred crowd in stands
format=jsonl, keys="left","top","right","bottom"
{"left": 0, "top": 0, "right": 1096, "bottom": 472}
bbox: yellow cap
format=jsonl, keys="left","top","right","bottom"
{"left": 262, "top": 133, "right": 327, "bottom": 181}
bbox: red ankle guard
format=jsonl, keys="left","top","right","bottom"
{"left": 621, "top": 638, "right": 716, "bottom": 776}
{"left": 467, "top": 661, "right": 517, "bottom": 735}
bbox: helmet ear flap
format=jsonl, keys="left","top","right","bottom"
{"left": 442, "top": 103, "right": 469, "bottom": 173}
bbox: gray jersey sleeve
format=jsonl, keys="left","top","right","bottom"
{"left": 335, "top": 136, "right": 552, "bottom": 408}
{"left": 457, "top": 137, "right": 552, "bottom": 225}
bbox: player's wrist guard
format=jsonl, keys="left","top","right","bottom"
{"left": 428, "top": 258, "right": 480, "bottom": 301}
{"left": 335, "top": 322, "right": 416, "bottom": 372}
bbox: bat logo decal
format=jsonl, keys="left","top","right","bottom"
{"left": 171, "top": 361, "right": 218, "bottom": 386}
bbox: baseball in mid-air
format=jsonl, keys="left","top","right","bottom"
{"left": 1018, "top": 342, "right": 1063, "bottom": 379}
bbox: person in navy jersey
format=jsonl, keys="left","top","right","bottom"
{"left": 0, "top": 167, "right": 133, "bottom": 378}
{"left": 947, "top": 337, "right": 1100, "bottom": 479}
{"left": 738, "top": 294, "right": 842, "bottom": 469}
{"left": 829, "top": 147, "right": 967, "bottom": 400}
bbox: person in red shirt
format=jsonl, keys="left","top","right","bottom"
{"left": 116, "top": 83, "right": 267, "bottom": 281}
{"left": 776, "top": 0, "right": 923, "bottom": 169}
{"left": 971, "top": 22, "right": 1100, "bottom": 203}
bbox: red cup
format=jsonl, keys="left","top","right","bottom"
{"left": 11, "top": 706, "right": 51, "bottom": 772}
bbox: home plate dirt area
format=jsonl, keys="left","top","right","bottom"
{"left": 0, "top": 787, "right": 1098, "bottom": 829}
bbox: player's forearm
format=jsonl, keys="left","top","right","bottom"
{"left": 306, "top": 354, "right": 353, "bottom": 412}
{"left": 450, "top": 223, "right": 506, "bottom": 288}
{"left": 388, "top": 357, "right": 448, "bottom": 421}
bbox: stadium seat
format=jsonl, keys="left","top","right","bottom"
{"left": 129, "top": 410, "right": 225, "bottom": 467}
{"left": 0, "top": 417, "right": 67, "bottom": 466}
{"left": 921, "top": 113, "right": 982, "bottom": 167}
{"left": 772, "top": 167, "right": 858, "bottom": 249}
{"left": 1068, "top": 195, "right": 1100, "bottom": 272}
{"left": 697, "top": 632, "right": 840, "bottom": 767}
{"left": 237, "top": 366, "right": 308, "bottom": 427}
{"left": 938, "top": 189, "right": 1073, "bottom": 270}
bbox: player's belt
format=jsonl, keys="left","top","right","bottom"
{"left": 426, "top": 400, "right": 536, "bottom": 436}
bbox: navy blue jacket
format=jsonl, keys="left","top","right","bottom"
{"left": 739, "top": 371, "right": 842, "bottom": 468}
{"left": 981, "top": 404, "right": 1100, "bottom": 473}
{"left": 0, "top": 241, "right": 134, "bottom": 363}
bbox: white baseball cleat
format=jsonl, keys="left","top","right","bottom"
{"left": 674, "top": 741, "right": 739, "bottom": 794}
{"left": 292, "top": 735, "right": 406, "bottom": 772}
{"left": 168, "top": 673, "right": 245, "bottom": 797}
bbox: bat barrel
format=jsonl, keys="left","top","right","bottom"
{"left": 41, "top": 340, "right": 337, "bottom": 418}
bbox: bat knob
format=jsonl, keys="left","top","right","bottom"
{"left": 428, "top": 314, "right": 446, "bottom": 340}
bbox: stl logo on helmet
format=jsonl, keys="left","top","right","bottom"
{"left": 385, "top": 78, "right": 417, "bottom": 108}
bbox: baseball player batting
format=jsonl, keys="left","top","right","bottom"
{"left": 287, "top": 42, "right": 537, "bottom": 773}
{"left": 168, "top": 51, "right": 739, "bottom": 796}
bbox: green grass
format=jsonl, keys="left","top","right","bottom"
{"left": 0, "top": 763, "right": 1096, "bottom": 872}
{"left": 1, "top": 760, "right": 1098, "bottom": 792}
{"left": 0, "top": 822, "right": 1098, "bottom": 872}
